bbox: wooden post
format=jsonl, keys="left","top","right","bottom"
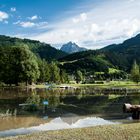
{"left": 123, "top": 103, "right": 140, "bottom": 119}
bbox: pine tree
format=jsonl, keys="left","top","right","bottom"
{"left": 75, "top": 70, "right": 83, "bottom": 84}
{"left": 49, "top": 62, "right": 60, "bottom": 83}
{"left": 131, "top": 60, "right": 140, "bottom": 84}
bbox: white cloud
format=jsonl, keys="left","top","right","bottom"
{"left": 130, "top": 0, "right": 134, "bottom": 1}
{"left": 72, "top": 13, "right": 87, "bottom": 24}
{"left": 28, "top": 15, "right": 38, "bottom": 20}
{"left": 19, "top": 21, "right": 35, "bottom": 28}
{"left": 14, "top": 20, "right": 48, "bottom": 28}
{"left": 11, "top": 7, "right": 16, "bottom": 12}
{"left": 72, "top": 18, "right": 79, "bottom": 24}
{"left": 19, "top": 0, "right": 140, "bottom": 49}
{"left": 0, "top": 11, "right": 9, "bottom": 21}
{"left": 37, "top": 22, "right": 48, "bottom": 29}
{"left": 91, "top": 23, "right": 100, "bottom": 33}
{"left": 13, "top": 20, "right": 21, "bottom": 25}
{"left": 80, "top": 13, "right": 87, "bottom": 21}
{"left": 125, "top": 19, "right": 140, "bottom": 37}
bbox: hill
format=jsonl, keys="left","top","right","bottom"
{"left": 60, "top": 42, "right": 87, "bottom": 54}
{"left": 0, "top": 35, "right": 67, "bottom": 61}
{"left": 1, "top": 33, "right": 140, "bottom": 75}
{"left": 59, "top": 50, "right": 114, "bottom": 74}
{"left": 59, "top": 34, "right": 140, "bottom": 73}
{"left": 101, "top": 34, "right": 140, "bottom": 70}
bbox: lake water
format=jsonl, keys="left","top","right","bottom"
{"left": 0, "top": 87, "right": 140, "bottom": 137}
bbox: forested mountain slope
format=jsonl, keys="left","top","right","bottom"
{"left": 0, "top": 35, "right": 67, "bottom": 61}
{"left": 59, "top": 34, "right": 140, "bottom": 73}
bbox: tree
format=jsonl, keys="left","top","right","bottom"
{"left": 49, "top": 62, "right": 60, "bottom": 83}
{"left": 0, "top": 47, "right": 14, "bottom": 85}
{"left": 60, "top": 70, "right": 69, "bottom": 83}
{"left": 38, "top": 59, "right": 50, "bottom": 83}
{"left": 0, "top": 46, "right": 40, "bottom": 85}
{"left": 15, "top": 46, "right": 40, "bottom": 85}
{"left": 75, "top": 70, "right": 83, "bottom": 83}
{"left": 131, "top": 61, "right": 140, "bottom": 84}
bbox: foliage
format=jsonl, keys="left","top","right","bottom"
{"left": 75, "top": 70, "right": 83, "bottom": 83}
{"left": 60, "top": 70, "right": 69, "bottom": 83}
{"left": 109, "top": 68, "right": 121, "bottom": 74}
{"left": 60, "top": 54, "right": 112, "bottom": 74}
{"left": 38, "top": 59, "right": 50, "bottom": 83}
{"left": 0, "top": 35, "right": 67, "bottom": 61}
{"left": 131, "top": 61, "right": 140, "bottom": 83}
{"left": 24, "top": 92, "right": 41, "bottom": 111}
{"left": 59, "top": 33, "right": 140, "bottom": 75}
{"left": 49, "top": 62, "right": 60, "bottom": 83}
{"left": 2, "top": 34, "right": 140, "bottom": 84}
{"left": 0, "top": 46, "right": 40, "bottom": 85}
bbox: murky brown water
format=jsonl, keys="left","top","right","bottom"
{"left": 0, "top": 87, "right": 140, "bottom": 137}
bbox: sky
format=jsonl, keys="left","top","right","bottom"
{"left": 0, "top": 0, "right": 140, "bottom": 49}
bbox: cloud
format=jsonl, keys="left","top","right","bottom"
{"left": 130, "top": 0, "right": 134, "bottom": 1}
{"left": 18, "top": 0, "right": 140, "bottom": 49}
{"left": 125, "top": 19, "right": 140, "bottom": 37}
{"left": 80, "top": 13, "right": 87, "bottom": 21}
{"left": 37, "top": 22, "right": 48, "bottom": 29}
{"left": 31, "top": 18, "right": 140, "bottom": 49}
{"left": 0, "top": 11, "right": 9, "bottom": 21}
{"left": 17, "top": 21, "right": 35, "bottom": 28}
{"left": 14, "top": 20, "right": 48, "bottom": 28}
{"left": 28, "top": 15, "right": 38, "bottom": 20}
{"left": 72, "top": 18, "right": 79, "bottom": 24}
{"left": 11, "top": 7, "right": 16, "bottom": 12}
{"left": 72, "top": 12, "right": 87, "bottom": 24}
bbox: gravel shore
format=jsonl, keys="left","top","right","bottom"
{"left": 0, "top": 123, "right": 140, "bottom": 140}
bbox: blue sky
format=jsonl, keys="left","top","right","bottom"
{"left": 0, "top": 0, "right": 140, "bottom": 49}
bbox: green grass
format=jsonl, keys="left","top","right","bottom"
{"left": 58, "top": 81, "right": 140, "bottom": 89}
{"left": 1, "top": 123, "right": 140, "bottom": 140}
{"left": 35, "top": 84, "right": 46, "bottom": 88}
{"left": 1, "top": 81, "right": 139, "bottom": 89}
{"left": 35, "top": 81, "right": 140, "bottom": 89}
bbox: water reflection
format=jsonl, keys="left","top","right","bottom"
{"left": 0, "top": 116, "right": 119, "bottom": 137}
{"left": 0, "top": 87, "right": 140, "bottom": 116}
{"left": 0, "top": 87, "right": 140, "bottom": 134}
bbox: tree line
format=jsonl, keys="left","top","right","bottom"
{"left": 0, "top": 46, "right": 69, "bottom": 86}
{"left": 0, "top": 45, "right": 139, "bottom": 86}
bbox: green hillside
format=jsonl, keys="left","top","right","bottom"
{"left": 0, "top": 35, "right": 67, "bottom": 61}
{"left": 101, "top": 34, "right": 140, "bottom": 70}
{"left": 59, "top": 34, "right": 140, "bottom": 74}
{"left": 1, "top": 34, "right": 140, "bottom": 77}
{"left": 59, "top": 51, "right": 114, "bottom": 74}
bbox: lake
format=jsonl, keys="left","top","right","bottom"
{"left": 0, "top": 87, "right": 140, "bottom": 137}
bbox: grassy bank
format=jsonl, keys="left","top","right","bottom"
{"left": 1, "top": 81, "right": 140, "bottom": 89}
{"left": 56, "top": 81, "right": 140, "bottom": 89}
{"left": 1, "top": 123, "right": 140, "bottom": 140}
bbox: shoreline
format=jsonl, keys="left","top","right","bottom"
{"left": 1, "top": 123, "right": 140, "bottom": 140}
{"left": 1, "top": 82, "right": 140, "bottom": 89}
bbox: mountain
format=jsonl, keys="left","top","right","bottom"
{"left": 60, "top": 42, "right": 87, "bottom": 54}
{"left": 0, "top": 35, "right": 67, "bottom": 61}
{"left": 101, "top": 34, "right": 140, "bottom": 70}
{"left": 101, "top": 34, "right": 140, "bottom": 52}
{"left": 59, "top": 33, "right": 140, "bottom": 73}
{"left": 1, "top": 33, "right": 140, "bottom": 74}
